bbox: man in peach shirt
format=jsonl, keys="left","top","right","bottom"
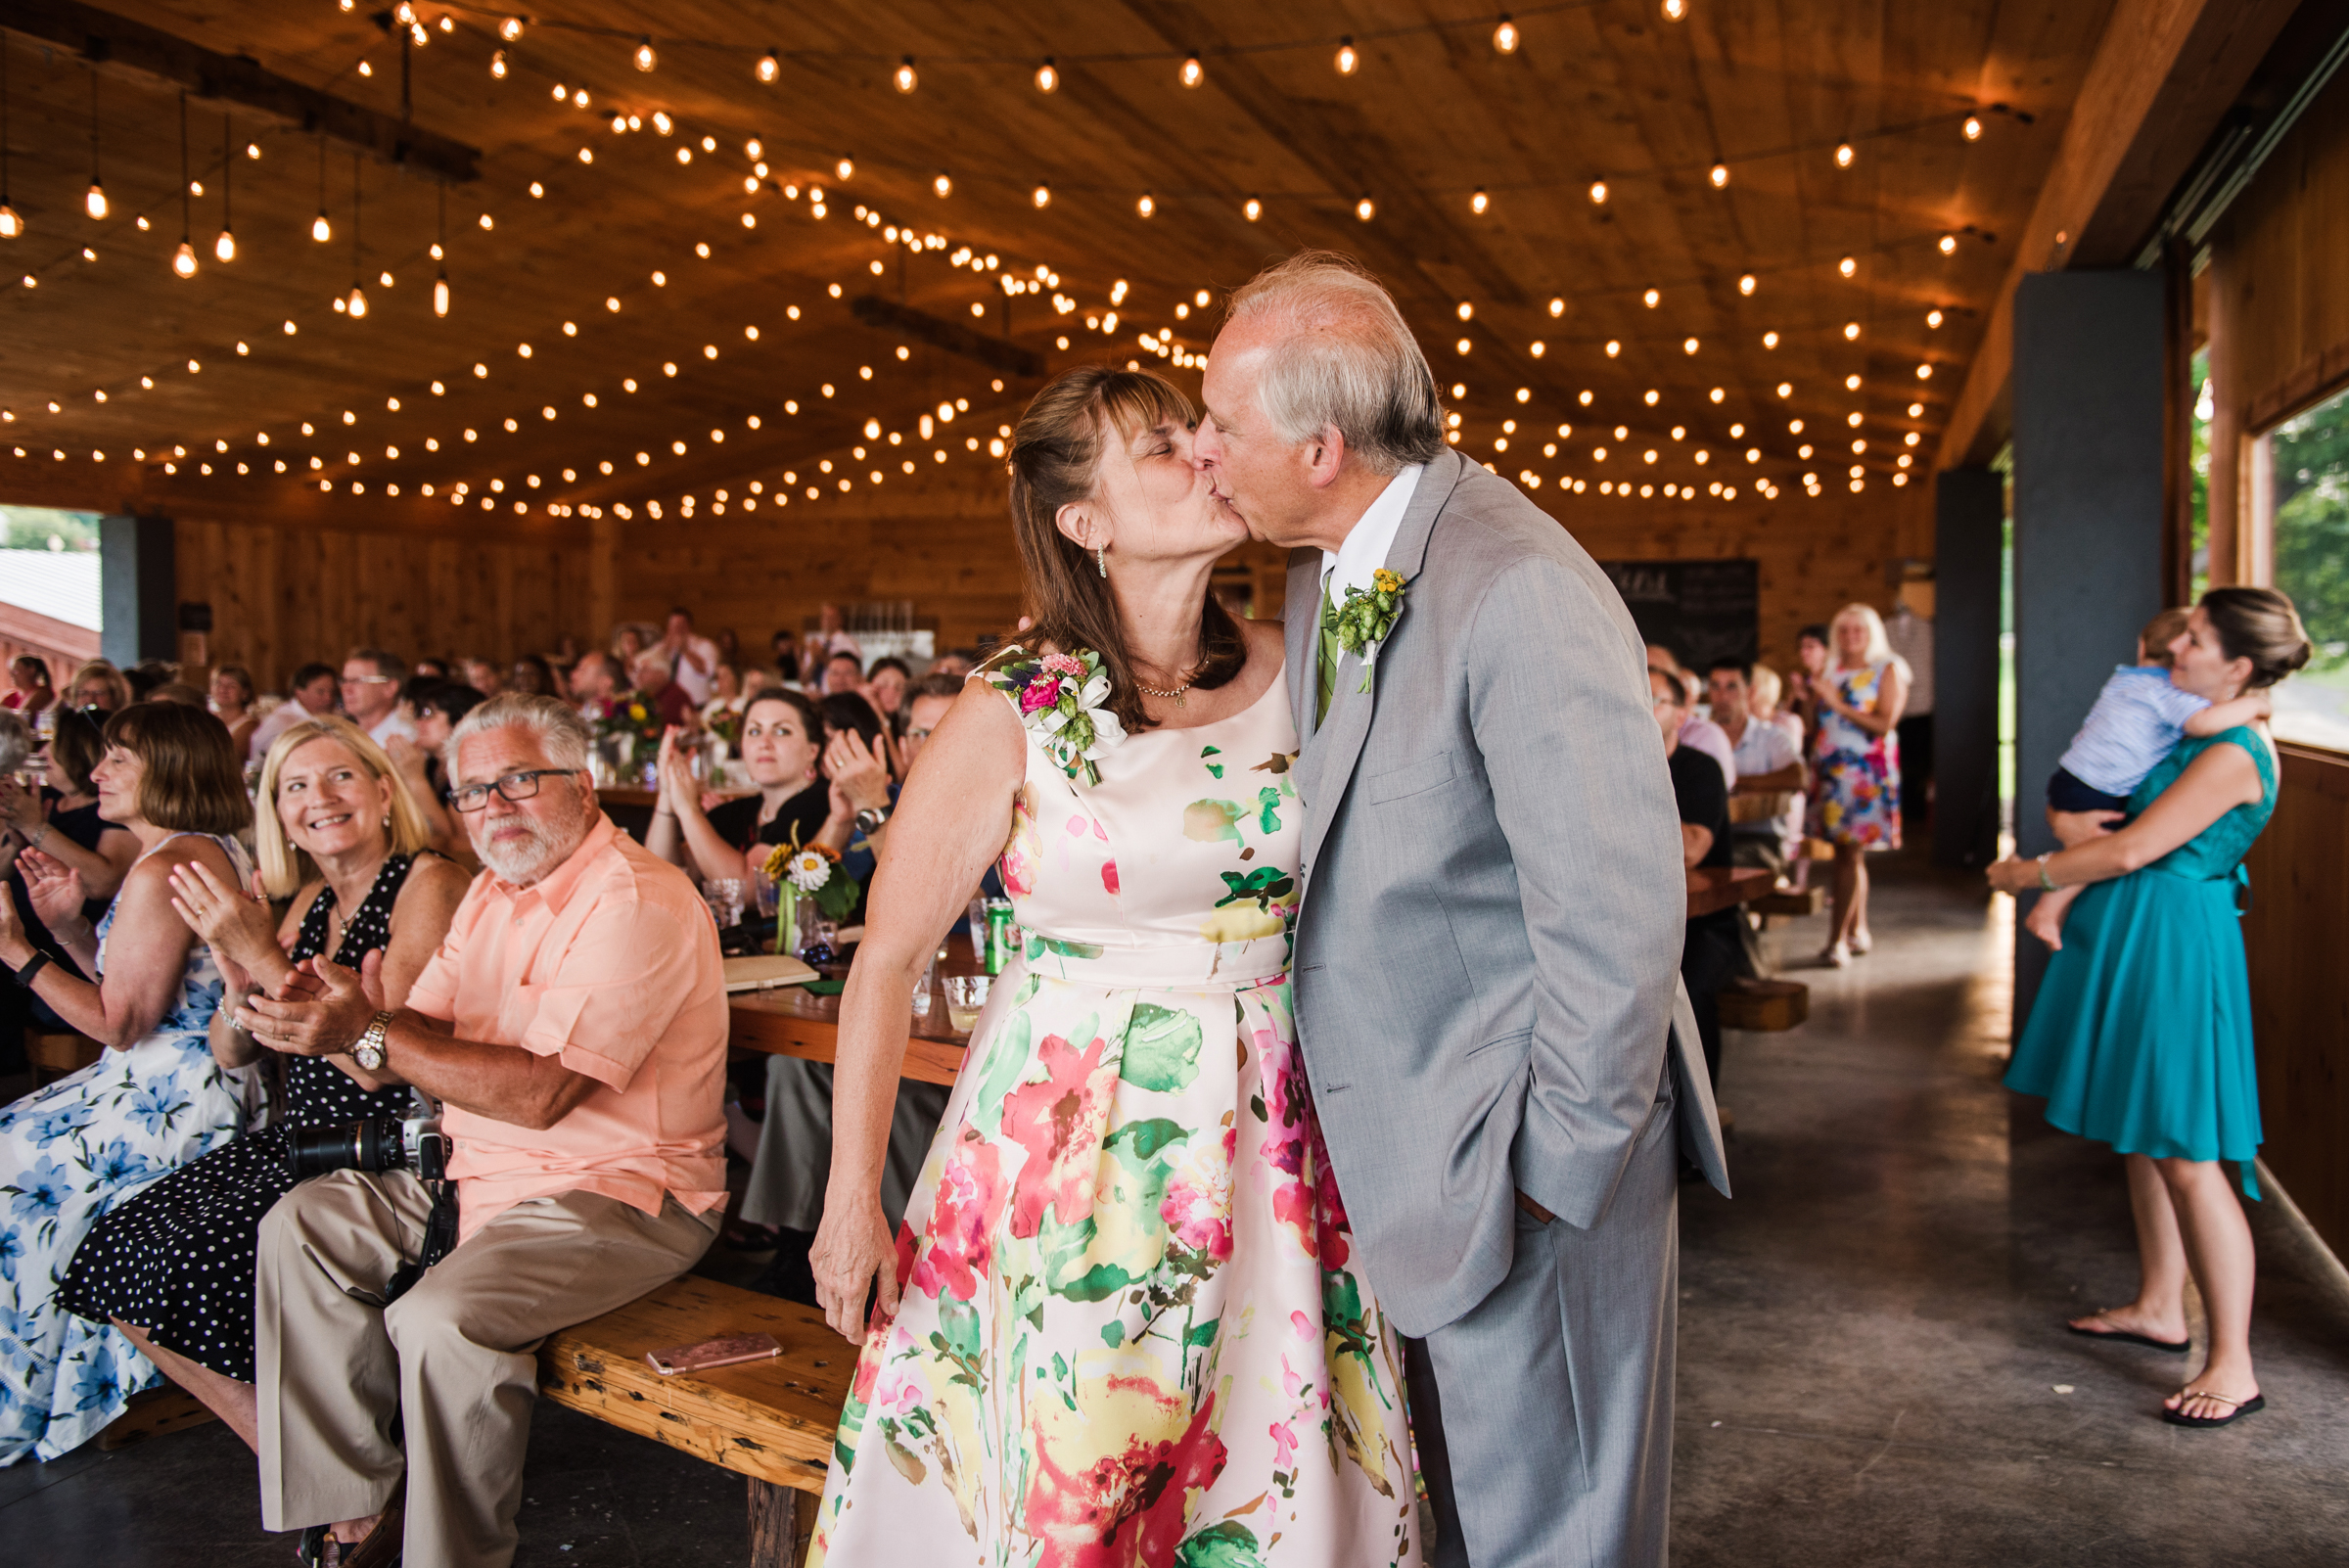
{"left": 241, "top": 694, "right": 726, "bottom": 1568}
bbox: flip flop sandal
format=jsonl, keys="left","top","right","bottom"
{"left": 2065, "top": 1317, "right": 2190, "bottom": 1354}
{"left": 2161, "top": 1388, "right": 2266, "bottom": 1428}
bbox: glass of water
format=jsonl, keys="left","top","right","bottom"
{"left": 944, "top": 974, "right": 991, "bottom": 1033}
{"left": 703, "top": 877, "right": 749, "bottom": 930}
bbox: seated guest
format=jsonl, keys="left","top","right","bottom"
{"left": 0, "top": 703, "right": 258, "bottom": 1463}
{"left": 1653, "top": 667, "right": 1739, "bottom": 1094}
{"left": 648, "top": 691, "right": 834, "bottom": 882}
{"left": 863, "top": 656, "right": 911, "bottom": 731}
{"left": 461, "top": 657, "right": 505, "bottom": 698}
{"left": 801, "top": 601, "right": 860, "bottom": 678}
{"left": 1706, "top": 658, "right": 1808, "bottom": 881}
{"left": 234, "top": 694, "right": 727, "bottom": 1567}
{"left": 207, "top": 665, "right": 259, "bottom": 758}
{"left": 250, "top": 662, "right": 341, "bottom": 762}
{"left": 926, "top": 651, "right": 975, "bottom": 679}
{"left": 147, "top": 681, "right": 208, "bottom": 708}
{"left": 699, "top": 662, "right": 746, "bottom": 723}
{"left": 740, "top": 665, "right": 781, "bottom": 703}
{"left": 1647, "top": 642, "right": 1735, "bottom": 787}
{"left": 899, "top": 671, "right": 962, "bottom": 774}
{"left": 630, "top": 649, "right": 695, "bottom": 729}
{"left": 658, "top": 607, "right": 721, "bottom": 707}
{"left": 124, "top": 660, "right": 180, "bottom": 702}
{"left": 508, "top": 653, "right": 556, "bottom": 698}
{"left": 568, "top": 649, "right": 623, "bottom": 718}
{"left": 387, "top": 682, "right": 488, "bottom": 866}
{"left": 68, "top": 659, "right": 134, "bottom": 715}
{"left": 1750, "top": 662, "right": 1807, "bottom": 746}
{"left": 1, "top": 703, "right": 140, "bottom": 910}
{"left": 341, "top": 649, "right": 415, "bottom": 746}
{"left": 4, "top": 655, "right": 56, "bottom": 724}
{"left": 819, "top": 648, "right": 864, "bottom": 697}
{"left": 59, "top": 717, "right": 468, "bottom": 1455}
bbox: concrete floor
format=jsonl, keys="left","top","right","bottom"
{"left": 4, "top": 853, "right": 2345, "bottom": 1565}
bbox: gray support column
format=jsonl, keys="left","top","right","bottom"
{"left": 99, "top": 513, "right": 176, "bottom": 669}
{"left": 2009, "top": 270, "right": 2168, "bottom": 1028}
{"left": 1933, "top": 468, "right": 2004, "bottom": 871}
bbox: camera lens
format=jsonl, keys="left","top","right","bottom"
{"left": 286, "top": 1118, "right": 404, "bottom": 1181}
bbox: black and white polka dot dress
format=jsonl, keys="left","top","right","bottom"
{"left": 59, "top": 854, "right": 422, "bottom": 1383}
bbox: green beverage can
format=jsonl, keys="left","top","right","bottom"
{"left": 985, "top": 899, "right": 1015, "bottom": 974}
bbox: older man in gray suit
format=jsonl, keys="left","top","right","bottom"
{"left": 1195, "top": 252, "right": 1729, "bottom": 1567}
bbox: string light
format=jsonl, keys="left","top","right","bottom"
{"left": 1838, "top": 255, "right": 1858, "bottom": 277}
{"left": 759, "top": 50, "right": 780, "bottom": 83}
{"left": 633, "top": 36, "right": 657, "bottom": 71}
{"left": 1963, "top": 115, "right": 1983, "bottom": 141}
{"left": 1738, "top": 274, "right": 1756, "bottom": 295}
{"left": 499, "top": 16, "right": 524, "bottom": 41}
{"left": 212, "top": 112, "right": 235, "bottom": 262}
{"left": 345, "top": 151, "right": 366, "bottom": 317}
{"left": 1137, "top": 192, "right": 1156, "bottom": 217}
{"left": 1589, "top": 180, "right": 1607, "bottom": 204}
{"left": 0, "top": 43, "right": 17, "bottom": 239}
{"left": 1494, "top": 16, "right": 1519, "bottom": 52}
{"left": 1835, "top": 143, "right": 1855, "bottom": 167}
{"left": 1180, "top": 55, "right": 1205, "bottom": 87}
{"left": 1036, "top": 58, "right": 1059, "bottom": 92}
{"left": 1356, "top": 195, "right": 1375, "bottom": 221}
{"left": 933, "top": 171, "right": 952, "bottom": 198}
{"left": 1470, "top": 188, "right": 1489, "bottom": 214}
{"left": 837, "top": 157, "right": 855, "bottom": 180}
{"left": 434, "top": 185, "right": 450, "bottom": 317}
{"left": 1663, "top": 0, "right": 1687, "bottom": 18}
{"left": 85, "top": 67, "right": 107, "bottom": 219}
{"left": 1032, "top": 184, "right": 1051, "bottom": 208}
{"left": 1336, "top": 37, "right": 1359, "bottom": 74}
{"left": 1643, "top": 288, "right": 1660, "bottom": 307}
{"left": 1243, "top": 196, "right": 1263, "bottom": 221}
{"left": 1709, "top": 163, "right": 1728, "bottom": 187}
{"left": 490, "top": 49, "right": 508, "bottom": 79}
{"left": 894, "top": 57, "right": 917, "bottom": 93}
{"left": 172, "top": 92, "right": 198, "bottom": 278}
{"left": 1926, "top": 308, "right": 1944, "bottom": 327}
{"left": 312, "top": 138, "right": 332, "bottom": 242}
{"left": 1843, "top": 321, "right": 1861, "bottom": 340}
{"left": 1938, "top": 233, "right": 1958, "bottom": 254}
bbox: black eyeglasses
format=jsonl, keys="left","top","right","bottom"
{"left": 446, "top": 768, "right": 583, "bottom": 812}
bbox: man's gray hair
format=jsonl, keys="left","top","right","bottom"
{"left": 1222, "top": 251, "right": 1446, "bottom": 476}
{"left": 444, "top": 692, "right": 592, "bottom": 776}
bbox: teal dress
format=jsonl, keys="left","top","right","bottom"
{"left": 2005, "top": 728, "right": 2277, "bottom": 1196}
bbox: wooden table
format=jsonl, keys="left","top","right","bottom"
{"left": 1688, "top": 865, "right": 1777, "bottom": 918}
{"left": 728, "top": 933, "right": 986, "bottom": 1086}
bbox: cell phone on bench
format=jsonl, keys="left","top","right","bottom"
{"left": 644, "top": 1332, "right": 782, "bottom": 1376}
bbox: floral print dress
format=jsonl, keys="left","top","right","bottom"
{"left": 808, "top": 650, "right": 1421, "bottom": 1568}
{"left": 0, "top": 833, "right": 260, "bottom": 1464}
{"left": 1812, "top": 659, "right": 1903, "bottom": 850}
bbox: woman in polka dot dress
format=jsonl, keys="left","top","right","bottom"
{"left": 60, "top": 717, "right": 467, "bottom": 1449}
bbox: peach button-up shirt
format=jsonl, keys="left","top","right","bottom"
{"left": 406, "top": 812, "right": 728, "bottom": 1241}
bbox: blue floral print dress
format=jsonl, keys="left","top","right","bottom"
{"left": 0, "top": 833, "right": 260, "bottom": 1464}
{"left": 807, "top": 650, "right": 1420, "bottom": 1568}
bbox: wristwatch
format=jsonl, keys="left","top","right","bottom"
{"left": 351, "top": 1010, "right": 395, "bottom": 1072}
{"left": 853, "top": 804, "right": 894, "bottom": 837}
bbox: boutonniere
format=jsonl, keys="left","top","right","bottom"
{"left": 988, "top": 646, "right": 1128, "bottom": 785}
{"left": 1324, "top": 568, "right": 1409, "bottom": 693}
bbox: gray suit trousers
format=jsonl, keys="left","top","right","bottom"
{"left": 1407, "top": 1081, "right": 1681, "bottom": 1568}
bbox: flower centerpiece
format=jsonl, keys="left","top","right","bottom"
{"left": 591, "top": 693, "right": 666, "bottom": 772}
{"left": 987, "top": 647, "right": 1126, "bottom": 785}
{"left": 760, "top": 824, "right": 860, "bottom": 958}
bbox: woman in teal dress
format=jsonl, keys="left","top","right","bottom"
{"left": 1993, "top": 587, "right": 2311, "bottom": 1430}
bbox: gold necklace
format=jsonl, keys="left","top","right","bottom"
{"left": 1134, "top": 670, "right": 1195, "bottom": 703}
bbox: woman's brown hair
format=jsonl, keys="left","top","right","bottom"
{"left": 49, "top": 704, "right": 106, "bottom": 795}
{"left": 2199, "top": 586, "right": 2313, "bottom": 690}
{"left": 102, "top": 702, "right": 251, "bottom": 834}
{"left": 1007, "top": 365, "right": 1245, "bottom": 735}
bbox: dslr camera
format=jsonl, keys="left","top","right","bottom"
{"left": 287, "top": 1115, "right": 449, "bottom": 1182}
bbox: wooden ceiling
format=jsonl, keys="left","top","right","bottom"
{"left": 0, "top": 0, "right": 2124, "bottom": 527}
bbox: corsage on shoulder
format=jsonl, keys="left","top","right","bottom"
{"left": 985, "top": 646, "right": 1127, "bottom": 785}
{"left": 1325, "top": 568, "right": 1409, "bottom": 693}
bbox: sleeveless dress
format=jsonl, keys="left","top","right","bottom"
{"left": 807, "top": 652, "right": 1421, "bottom": 1568}
{"left": 2005, "top": 728, "right": 2278, "bottom": 1197}
{"left": 1812, "top": 659, "right": 1902, "bottom": 850}
{"left": 61, "top": 854, "right": 424, "bottom": 1382}
{"left": 0, "top": 833, "right": 260, "bottom": 1464}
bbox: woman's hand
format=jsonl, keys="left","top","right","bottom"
{"left": 235, "top": 953, "right": 384, "bottom": 1056}
{"left": 655, "top": 726, "right": 701, "bottom": 814}
{"left": 824, "top": 728, "right": 893, "bottom": 814}
{"left": 0, "top": 777, "right": 41, "bottom": 836}
{"left": 1985, "top": 856, "right": 2042, "bottom": 895}
{"left": 2049, "top": 808, "right": 2125, "bottom": 848}
{"left": 166, "top": 858, "right": 281, "bottom": 971}
{"left": 382, "top": 734, "right": 432, "bottom": 784}
{"left": 810, "top": 1192, "right": 901, "bottom": 1343}
{"left": 18, "top": 847, "right": 88, "bottom": 938}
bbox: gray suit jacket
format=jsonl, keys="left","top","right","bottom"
{"left": 1286, "top": 448, "right": 1729, "bottom": 1337}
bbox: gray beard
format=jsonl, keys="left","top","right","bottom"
{"left": 475, "top": 810, "right": 582, "bottom": 885}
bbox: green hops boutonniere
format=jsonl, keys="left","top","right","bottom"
{"left": 1324, "top": 568, "right": 1409, "bottom": 693}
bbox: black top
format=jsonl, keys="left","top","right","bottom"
{"left": 741, "top": 781, "right": 836, "bottom": 851}
{"left": 1668, "top": 746, "right": 1737, "bottom": 934}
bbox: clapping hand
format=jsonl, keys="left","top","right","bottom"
{"left": 235, "top": 951, "right": 386, "bottom": 1056}
{"left": 18, "top": 847, "right": 87, "bottom": 936}
{"left": 167, "top": 858, "right": 281, "bottom": 987}
{"left": 655, "top": 725, "right": 701, "bottom": 810}
{"left": 824, "top": 728, "right": 892, "bottom": 819}
{"left": 382, "top": 733, "right": 431, "bottom": 784}
{"left": 0, "top": 777, "right": 41, "bottom": 837}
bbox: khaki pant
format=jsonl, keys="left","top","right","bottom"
{"left": 256, "top": 1171, "right": 716, "bottom": 1568}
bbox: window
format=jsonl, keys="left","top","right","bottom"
{"left": 2259, "top": 381, "right": 2349, "bottom": 750}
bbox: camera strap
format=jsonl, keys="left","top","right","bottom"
{"left": 385, "top": 1179, "right": 460, "bottom": 1304}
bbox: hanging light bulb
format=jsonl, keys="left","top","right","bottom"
{"left": 1336, "top": 38, "right": 1359, "bottom": 74}
{"left": 1243, "top": 195, "right": 1263, "bottom": 221}
{"left": 1470, "top": 188, "right": 1489, "bottom": 214}
{"left": 633, "top": 36, "right": 656, "bottom": 71}
{"left": 933, "top": 171, "right": 952, "bottom": 198}
{"left": 499, "top": 15, "right": 523, "bottom": 40}
{"left": 1589, "top": 180, "right": 1608, "bottom": 204}
{"left": 1738, "top": 273, "right": 1756, "bottom": 295}
{"left": 347, "top": 283, "right": 367, "bottom": 318}
{"left": 836, "top": 156, "right": 855, "bottom": 180}
{"left": 1838, "top": 254, "right": 1858, "bottom": 276}
{"left": 1494, "top": 15, "right": 1520, "bottom": 52}
{"left": 1710, "top": 163, "right": 1729, "bottom": 187}
{"left": 489, "top": 49, "right": 508, "bottom": 79}
{"left": 170, "top": 90, "right": 197, "bottom": 277}
{"left": 894, "top": 57, "right": 917, "bottom": 93}
{"left": 1662, "top": 0, "right": 1687, "bottom": 18}
{"left": 1180, "top": 55, "right": 1205, "bottom": 87}
{"left": 1032, "top": 183, "right": 1051, "bottom": 208}
{"left": 1834, "top": 142, "right": 1855, "bottom": 167}
{"left": 214, "top": 227, "right": 235, "bottom": 261}
{"left": 172, "top": 238, "right": 198, "bottom": 277}
{"left": 86, "top": 181, "right": 107, "bottom": 220}
{"left": 1036, "top": 58, "right": 1059, "bottom": 92}
{"left": 1137, "top": 192, "right": 1156, "bottom": 217}
{"left": 313, "top": 210, "right": 332, "bottom": 242}
{"left": 1963, "top": 115, "right": 1983, "bottom": 141}
{"left": 0, "top": 206, "right": 19, "bottom": 240}
{"left": 758, "top": 50, "right": 780, "bottom": 83}
{"left": 1356, "top": 194, "right": 1375, "bottom": 221}
{"left": 434, "top": 266, "right": 450, "bottom": 317}
{"left": 1938, "top": 232, "right": 1958, "bottom": 254}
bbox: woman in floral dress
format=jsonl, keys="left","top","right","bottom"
{"left": 0, "top": 703, "right": 259, "bottom": 1463}
{"left": 806, "top": 368, "right": 1420, "bottom": 1566}
{"left": 1810, "top": 603, "right": 1909, "bottom": 966}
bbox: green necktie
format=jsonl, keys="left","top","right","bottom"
{"left": 1316, "top": 572, "right": 1341, "bottom": 727}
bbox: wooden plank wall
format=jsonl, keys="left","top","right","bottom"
{"left": 2242, "top": 745, "right": 2349, "bottom": 1261}
{"left": 174, "top": 517, "right": 593, "bottom": 690}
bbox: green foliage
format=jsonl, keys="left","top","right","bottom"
{"left": 2270, "top": 387, "right": 2349, "bottom": 669}
{"left": 0, "top": 508, "right": 101, "bottom": 552}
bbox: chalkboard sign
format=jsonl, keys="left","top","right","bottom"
{"left": 1598, "top": 559, "right": 1759, "bottom": 671}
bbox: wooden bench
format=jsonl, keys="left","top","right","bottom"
{"left": 1750, "top": 885, "right": 1824, "bottom": 918}
{"left": 537, "top": 1274, "right": 854, "bottom": 1568}
{"left": 1718, "top": 977, "right": 1810, "bottom": 1032}
{"left": 25, "top": 1029, "right": 103, "bottom": 1086}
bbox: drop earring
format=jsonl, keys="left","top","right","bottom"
{"left": 1094, "top": 546, "right": 1108, "bottom": 577}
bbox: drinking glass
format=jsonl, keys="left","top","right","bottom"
{"left": 966, "top": 897, "right": 989, "bottom": 957}
{"left": 944, "top": 974, "right": 991, "bottom": 1033}
{"left": 703, "top": 877, "right": 748, "bottom": 929}
{"left": 751, "top": 868, "right": 780, "bottom": 920}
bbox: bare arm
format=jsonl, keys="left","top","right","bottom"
{"left": 1, "top": 781, "right": 140, "bottom": 901}
{"left": 1819, "top": 663, "right": 1908, "bottom": 736}
{"left": 1733, "top": 761, "right": 1805, "bottom": 793}
{"left": 811, "top": 679, "right": 1025, "bottom": 1341}
{"left": 2183, "top": 689, "right": 2271, "bottom": 737}
{"left": 1, "top": 839, "right": 221, "bottom": 1047}
{"left": 1680, "top": 822, "right": 1713, "bottom": 868}
{"left": 1991, "top": 737, "right": 2267, "bottom": 893}
{"left": 650, "top": 727, "right": 747, "bottom": 881}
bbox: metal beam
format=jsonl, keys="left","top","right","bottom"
{"left": 2, "top": 0, "right": 480, "bottom": 183}
{"left": 850, "top": 296, "right": 1045, "bottom": 380}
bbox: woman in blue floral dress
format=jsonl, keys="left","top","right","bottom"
{"left": 0, "top": 703, "right": 260, "bottom": 1463}
{"left": 1810, "top": 603, "right": 1909, "bottom": 966}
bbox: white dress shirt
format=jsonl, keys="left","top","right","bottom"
{"left": 1318, "top": 464, "right": 1426, "bottom": 601}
